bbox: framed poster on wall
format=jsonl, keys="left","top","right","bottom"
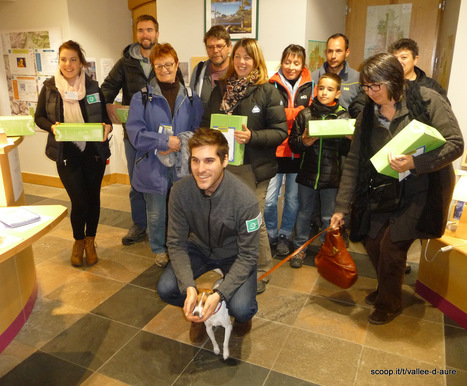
{"left": 205, "top": 0, "right": 258, "bottom": 40}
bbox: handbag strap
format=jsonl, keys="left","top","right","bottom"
{"left": 257, "top": 227, "right": 333, "bottom": 282}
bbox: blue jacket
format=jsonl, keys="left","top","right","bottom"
{"left": 126, "top": 81, "right": 203, "bottom": 194}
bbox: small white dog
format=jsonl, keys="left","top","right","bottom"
{"left": 193, "top": 279, "right": 232, "bottom": 360}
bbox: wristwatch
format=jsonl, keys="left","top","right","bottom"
{"left": 213, "top": 289, "right": 226, "bottom": 302}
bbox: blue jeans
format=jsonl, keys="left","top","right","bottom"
{"left": 157, "top": 242, "right": 258, "bottom": 322}
{"left": 264, "top": 173, "right": 299, "bottom": 239}
{"left": 124, "top": 138, "right": 147, "bottom": 229}
{"left": 294, "top": 185, "right": 337, "bottom": 248}
{"left": 144, "top": 192, "right": 168, "bottom": 254}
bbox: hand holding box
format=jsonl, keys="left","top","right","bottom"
{"left": 308, "top": 119, "right": 355, "bottom": 138}
{"left": 54, "top": 123, "right": 104, "bottom": 142}
{"left": 210, "top": 114, "right": 248, "bottom": 166}
{"left": 370, "top": 119, "right": 446, "bottom": 178}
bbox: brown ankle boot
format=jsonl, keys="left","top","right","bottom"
{"left": 71, "top": 239, "right": 85, "bottom": 266}
{"left": 84, "top": 236, "right": 98, "bottom": 266}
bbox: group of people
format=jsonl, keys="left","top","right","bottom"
{"left": 34, "top": 13, "right": 463, "bottom": 340}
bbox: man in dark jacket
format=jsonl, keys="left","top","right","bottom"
{"left": 101, "top": 15, "right": 158, "bottom": 246}
{"left": 158, "top": 128, "right": 260, "bottom": 342}
{"left": 389, "top": 38, "right": 449, "bottom": 103}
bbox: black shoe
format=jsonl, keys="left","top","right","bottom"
{"left": 122, "top": 224, "right": 146, "bottom": 246}
{"left": 268, "top": 235, "right": 278, "bottom": 247}
{"left": 276, "top": 234, "right": 290, "bottom": 256}
{"left": 368, "top": 308, "right": 402, "bottom": 325}
{"left": 257, "top": 280, "right": 267, "bottom": 294}
{"left": 365, "top": 291, "right": 378, "bottom": 306}
{"left": 290, "top": 250, "right": 306, "bottom": 268}
{"left": 405, "top": 264, "right": 412, "bottom": 274}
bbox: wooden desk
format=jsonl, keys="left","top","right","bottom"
{"left": 416, "top": 232, "right": 467, "bottom": 329}
{"left": 0, "top": 205, "right": 67, "bottom": 353}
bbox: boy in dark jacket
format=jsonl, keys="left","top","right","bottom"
{"left": 288, "top": 73, "right": 351, "bottom": 268}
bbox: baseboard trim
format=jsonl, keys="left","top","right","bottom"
{"left": 22, "top": 173, "right": 130, "bottom": 188}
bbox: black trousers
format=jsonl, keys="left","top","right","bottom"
{"left": 57, "top": 146, "right": 106, "bottom": 240}
{"left": 363, "top": 222, "right": 414, "bottom": 313}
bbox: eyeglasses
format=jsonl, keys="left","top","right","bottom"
{"left": 206, "top": 43, "right": 227, "bottom": 52}
{"left": 154, "top": 62, "right": 175, "bottom": 71}
{"left": 361, "top": 84, "right": 383, "bottom": 92}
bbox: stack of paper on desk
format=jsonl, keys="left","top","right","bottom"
{"left": 54, "top": 123, "right": 104, "bottom": 142}
{"left": 0, "top": 115, "right": 35, "bottom": 136}
{"left": 370, "top": 119, "right": 446, "bottom": 178}
{"left": 307, "top": 119, "right": 355, "bottom": 137}
{"left": 210, "top": 114, "right": 248, "bottom": 166}
{"left": 0, "top": 207, "right": 40, "bottom": 228}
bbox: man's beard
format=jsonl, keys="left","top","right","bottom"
{"left": 139, "top": 41, "right": 156, "bottom": 50}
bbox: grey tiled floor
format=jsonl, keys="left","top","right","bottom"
{"left": 0, "top": 183, "right": 466, "bottom": 385}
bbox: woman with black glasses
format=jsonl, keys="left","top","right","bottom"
{"left": 126, "top": 43, "right": 203, "bottom": 268}
{"left": 331, "top": 53, "right": 463, "bottom": 325}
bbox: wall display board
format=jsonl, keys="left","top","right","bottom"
{"left": 1, "top": 28, "right": 62, "bottom": 116}
{"left": 307, "top": 40, "right": 326, "bottom": 73}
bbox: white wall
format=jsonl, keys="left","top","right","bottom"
{"left": 0, "top": 0, "right": 132, "bottom": 177}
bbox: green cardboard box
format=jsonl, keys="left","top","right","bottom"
{"left": 0, "top": 115, "right": 35, "bottom": 136}
{"left": 307, "top": 119, "right": 355, "bottom": 137}
{"left": 116, "top": 106, "right": 129, "bottom": 123}
{"left": 54, "top": 123, "right": 104, "bottom": 142}
{"left": 370, "top": 119, "right": 446, "bottom": 178}
{"left": 210, "top": 114, "right": 248, "bottom": 166}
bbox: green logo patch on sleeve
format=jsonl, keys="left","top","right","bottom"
{"left": 86, "top": 93, "right": 100, "bottom": 104}
{"left": 246, "top": 212, "right": 262, "bottom": 233}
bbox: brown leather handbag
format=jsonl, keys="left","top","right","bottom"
{"left": 315, "top": 229, "right": 358, "bottom": 289}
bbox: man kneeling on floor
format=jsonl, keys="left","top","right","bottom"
{"left": 157, "top": 127, "right": 260, "bottom": 342}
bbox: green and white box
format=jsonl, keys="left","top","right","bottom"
{"left": 0, "top": 115, "right": 35, "bottom": 136}
{"left": 54, "top": 123, "right": 104, "bottom": 142}
{"left": 116, "top": 106, "right": 130, "bottom": 123}
{"left": 370, "top": 119, "right": 446, "bottom": 178}
{"left": 308, "top": 119, "right": 355, "bottom": 137}
{"left": 210, "top": 114, "right": 248, "bottom": 166}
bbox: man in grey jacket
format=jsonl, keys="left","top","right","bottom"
{"left": 190, "top": 25, "right": 232, "bottom": 111}
{"left": 311, "top": 33, "right": 360, "bottom": 110}
{"left": 157, "top": 128, "right": 260, "bottom": 342}
{"left": 101, "top": 15, "right": 158, "bottom": 246}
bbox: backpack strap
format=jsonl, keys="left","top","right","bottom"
{"left": 185, "top": 85, "right": 193, "bottom": 105}
{"left": 141, "top": 86, "right": 149, "bottom": 109}
{"left": 195, "top": 61, "right": 205, "bottom": 86}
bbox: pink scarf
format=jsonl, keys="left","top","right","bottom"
{"left": 54, "top": 67, "right": 86, "bottom": 151}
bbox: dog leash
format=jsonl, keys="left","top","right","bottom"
{"left": 257, "top": 227, "right": 332, "bottom": 282}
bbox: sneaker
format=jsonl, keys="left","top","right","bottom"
{"left": 365, "top": 291, "right": 378, "bottom": 306}
{"left": 122, "top": 224, "right": 146, "bottom": 246}
{"left": 257, "top": 279, "right": 267, "bottom": 294}
{"left": 268, "top": 235, "right": 278, "bottom": 247}
{"left": 232, "top": 319, "right": 252, "bottom": 337}
{"left": 290, "top": 250, "right": 306, "bottom": 268}
{"left": 154, "top": 252, "right": 169, "bottom": 268}
{"left": 189, "top": 322, "right": 207, "bottom": 343}
{"left": 276, "top": 234, "right": 290, "bottom": 256}
{"left": 368, "top": 308, "right": 402, "bottom": 325}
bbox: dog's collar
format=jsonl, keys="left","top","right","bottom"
{"left": 213, "top": 302, "right": 222, "bottom": 314}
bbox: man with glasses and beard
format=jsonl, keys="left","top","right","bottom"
{"left": 190, "top": 25, "right": 232, "bottom": 111}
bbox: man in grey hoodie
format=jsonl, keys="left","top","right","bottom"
{"left": 101, "top": 15, "right": 159, "bottom": 246}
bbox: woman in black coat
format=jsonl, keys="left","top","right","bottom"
{"left": 331, "top": 53, "right": 463, "bottom": 325}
